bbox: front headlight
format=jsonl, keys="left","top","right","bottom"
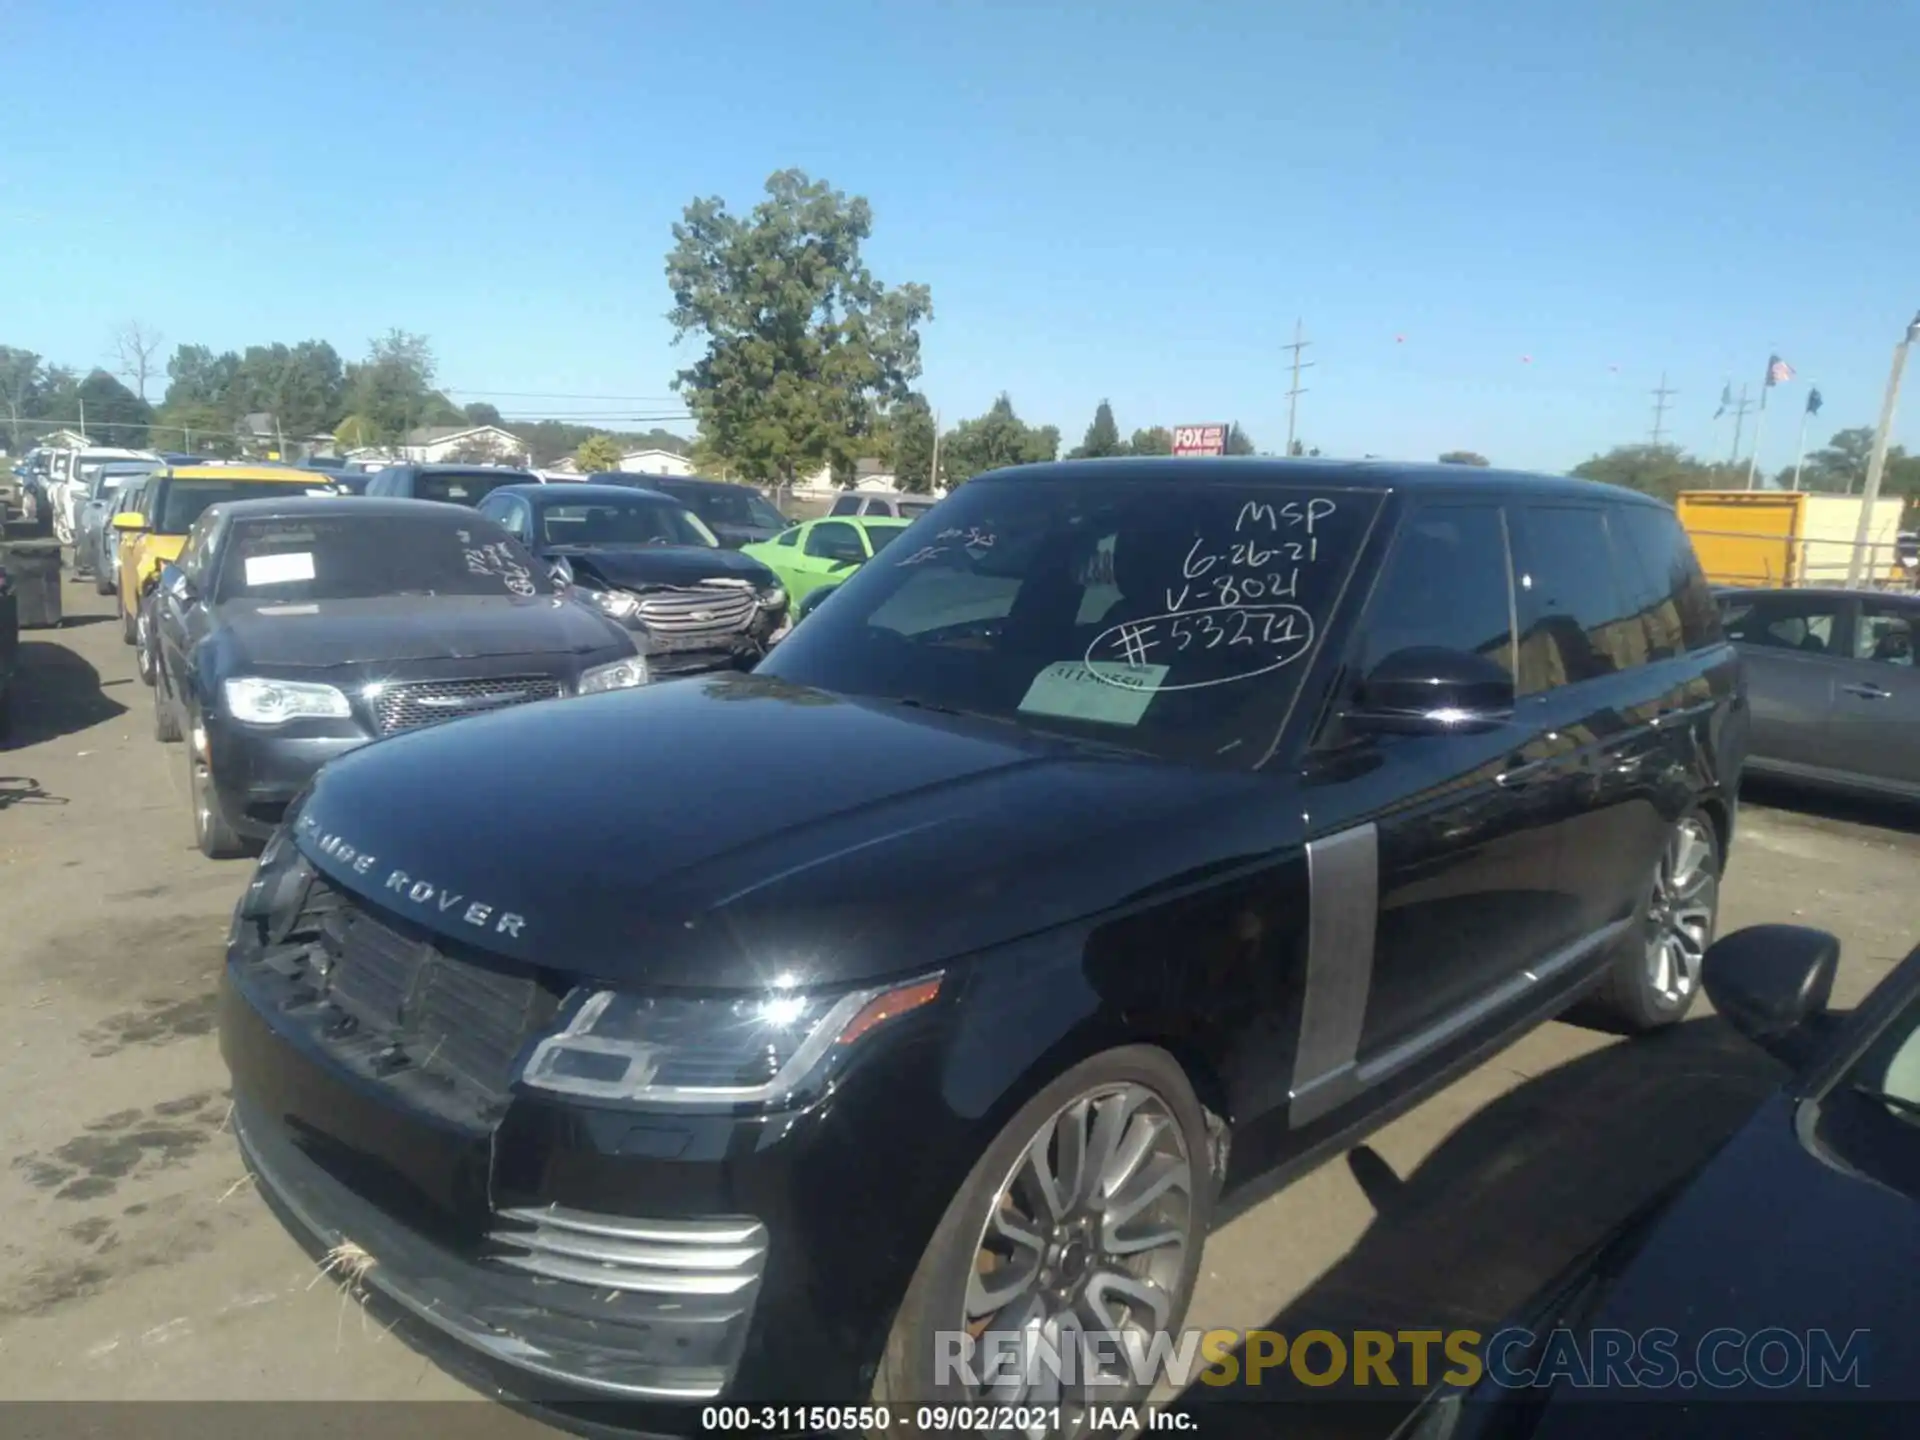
{"left": 223, "top": 676, "right": 352, "bottom": 725}
{"left": 521, "top": 972, "right": 943, "bottom": 1107}
{"left": 577, "top": 655, "right": 649, "bottom": 694}
{"left": 587, "top": 586, "right": 641, "bottom": 620}
{"left": 758, "top": 583, "right": 788, "bottom": 610}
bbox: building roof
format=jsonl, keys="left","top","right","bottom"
{"left": 406, "top": 423, "right": 522, "bottom": 446}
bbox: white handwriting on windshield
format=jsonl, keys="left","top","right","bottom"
{"left": 1084, "top": 603, "right": 1317, "bottom": 692}
{"left": 1163, "top": 497, "right": 1340, "bottom": 613}
{"left": 464, "top": 541, "right": 536, "bottom": 597}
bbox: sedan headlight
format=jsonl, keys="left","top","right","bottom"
{"left": 577, "top": 655, "right": 649, "bottom": 694}
{"left": 521, "top": 972, "right": 943, "bottom": 1107}
{"left": 587, "top": 586, "right": 641, "bottom": 620}
{"left": 223, "top": 677, "right": 352, "bottom": 725}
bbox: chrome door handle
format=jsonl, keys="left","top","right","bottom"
{"left": 1842, "top": 682, "right": 1893, "bottom": 700}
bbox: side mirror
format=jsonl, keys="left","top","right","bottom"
{"left": 1703, "top": 925, "right": 1840, "bottom": 1069}
{"left": 548, "top": 555, "right": 574, "bottom": 592}
{"left": 112, "top": 512, "right": 148, "bottom": 533}
{"left": 1345, "top": 646, "right": 1515, "bottom": 736}
{"left": 159, "top": 562, "right": 195, "bottom": 603}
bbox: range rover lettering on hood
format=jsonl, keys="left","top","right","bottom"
{"left": 295, "top": 811, "right": 527, "bottom": 938}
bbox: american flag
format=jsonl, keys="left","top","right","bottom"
{"left": 1765, "top": 355, "right": 1794, "bottom": 386}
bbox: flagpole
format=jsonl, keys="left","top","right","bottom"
{"left": 1791, "top": 404, "right": 1811, "bottom": 491}
{"left": 1745, "top": 390, "right": 1768, "bottom": 490}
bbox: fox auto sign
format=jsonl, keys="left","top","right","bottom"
{"left": 1172, "top": 424, "right": 1229, "bottom": 457}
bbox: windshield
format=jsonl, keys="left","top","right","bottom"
{"left": 159, "top": 479, "right": 329, "bottom": 534}
{"left": 214, "top": 513, "right": 546, "bottom": 603}
{"left": 900, "top": 500, "right": 935, "bottom": 518}
{"left": 676, "top": 485, "right": 786, "bottom": 531}
{"left": 756, "top": 478, "right": 1380, "bottom": 765}
{"left": 91, "top": 466, "right": 154, "bottom": 501}
{"left": 414, "top": 470, "right": 525, "bottom": 505}
{"left": 540, "top": 497, "right": 717, "bottom": 548}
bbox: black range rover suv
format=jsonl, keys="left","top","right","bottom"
{"left": 219, "top": 458, "right": 1746, "bottom": 1423}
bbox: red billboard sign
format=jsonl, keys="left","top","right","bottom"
{"left": 1172, "top": 423, "right": 1229, "bottom": 457}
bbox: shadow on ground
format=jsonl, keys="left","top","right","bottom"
{"left": 3, "top": 639, "right": 128, "bottom": 748}
{"left": 1172, "top": 1014, "right": 1788, "bottom": 1439}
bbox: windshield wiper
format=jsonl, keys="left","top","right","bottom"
{"left": 1850, "top": 1084, "right": 1920, "bottom": 1122}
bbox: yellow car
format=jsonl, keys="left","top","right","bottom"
{"left": 113, "top": 465, "right": 338, "bottom": 679}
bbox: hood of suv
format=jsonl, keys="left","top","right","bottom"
{"left": 290, "top": 673, "right": 1275, "bottom": 988}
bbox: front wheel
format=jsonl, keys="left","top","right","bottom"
{"left": 871, "top": 1047, "right": 1211, "bottom": 1429}
{"left": 185, "top": 718, "right": 250, "bottom": 860}
{"left": 135, "top": 599, "right": 158, "bottom": 686}
{"left": 1596, "top": 813, "right": 1721, "bottom": 1032}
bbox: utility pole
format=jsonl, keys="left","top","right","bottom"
{"left": 1650, "top": 372, "right": 1677, "bottom": 447}
{"left": 1282, "top": 318, "right": 1314, "bottom": 456}
{"left": 1844, "top": 311, "right": 1920, "bottom": 589}
{"left": 929, "top": 409, "right": 942, "bottom": 494}
{"left": 78, "top": 396, "right": 87, "bottom": 443}
{"left": 1726, "top": 384, "right": 1752, "bottom": 467}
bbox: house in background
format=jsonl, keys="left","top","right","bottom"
{"left": 400, "top": 424, "right": 530, "bottom": 465}
{"left": 615, "top": 447, "right": 695, "bottom": 477}
{"left": 794, "top": 457, "right": 898, "bottom": 497}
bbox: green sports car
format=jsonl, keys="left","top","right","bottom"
{"left": 741, "top": 515, "right": 912, "bottom": 609}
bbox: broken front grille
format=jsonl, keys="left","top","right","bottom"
{"left": 635, "top": 586, "right": 757, "bottom": 641}
{"left": 245, "top": 866, "right": 557, "bottom": 1126}
{"left": 372, "top": 675, "right": 563, "bottom": 734}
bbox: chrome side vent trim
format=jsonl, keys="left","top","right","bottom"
{"left": 488, "top": 1205, "right": 769, "bottom": 1297}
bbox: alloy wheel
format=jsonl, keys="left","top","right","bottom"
{"left": 961, "top": 1083, "right": 1193, "bottom": 1430}
{"left": 1644, "top": 817, "right": 1718, "bottom": 1006}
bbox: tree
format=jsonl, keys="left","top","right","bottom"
{"left": 1128, "top": 426, "right": 1173, "bottom": 456}
{"left": 1438, "top": 451, "right": 1491, "bottom": 466}
{"left": 1799, "top": 427, "right": 1876, "bottom": 493}
{"left": 1287, "top": 440, "right": 1322, "bottom": 457}
{"left": 1069, "top": 400, "right": 1124, "bottom": 459}
{"left": 1225, "top": 423, "right": 1256, "bottom": 456}
{"left": 111, "top": 321, "right": 166, "bottom": 402}
{"left": 882, "top": 393, "right": 939, "bottom": 492}
{"left": 443, "top": 435, "right": 523, "bottom": 464}
{"left": 1567, "top": 444, "right": 1752, "bottom": 502}
{"left": 76, "top": 370, "right": 152, "bottom": 446}
{"left": 940, "top": 394, "right": 1059, "bottom": 485}
{"left": 576, "top": 434, "right": 623, "bottom": 473}
{"left": 345, "top": 329, "right": 441, "bottom": 444}
{"left": 164, "top": 344, "right": 240, "bottom": 412}
{"left": 666, "top": 169, "right": 933, "bottom": 489}
{"left": 0, "top": 347, "right": 41, "bottom": 452}
{"left": 149, "top": 400, "right": 233, "bottom": 456}
{"left": 463, "top": 401, "right": 503, "bottom": 426}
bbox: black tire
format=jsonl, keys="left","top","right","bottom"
{"left": 870, "top": 1045, "right": 1213, "bottom": 1420}
{"left": 94, "top": 565, "right": 115, "bottom": 597}
{"left": 120, "top": 591, "right": 137, "bottom": 645}
{"left": 153, "top": 671, "right": 181, "bottom": 743}
{"left": 135, "top": 598, "right": 158, "bottom": 686}
{"left": 186, "top": 722, "right": 251, "bottom": 860}
{"left": 1594, "top": 811, "right": 1722, "bottom": 1033}
{"left": 0, "top": 686, "right": 12, "bottom": 744}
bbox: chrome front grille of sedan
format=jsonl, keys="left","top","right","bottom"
{"left": 371, "top": 675, "right": 564, "bottom": 734}
{"left": 487, "top": 1205, "right": 769, "bottom": 1296}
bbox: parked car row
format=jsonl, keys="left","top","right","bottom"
{"left": 212, "top": 458, "right": 1772, "bottom": 1424}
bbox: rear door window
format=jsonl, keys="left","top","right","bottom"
{"left": 1719, "top": 593, "right": 1845, "bottom": 654}
{"left": 806, "top": 520, "right": 867, "bottom": 564}
{"left": 1516, "top": 505, "right": 1638, "bottom": 690}
{"left": 1854, "top": 603, "right": 1916, "bottom": 667}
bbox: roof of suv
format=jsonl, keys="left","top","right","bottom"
{"left": 984, "top": 456, "right": 1663, "bottom": 505}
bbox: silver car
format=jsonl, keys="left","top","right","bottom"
{"left": 75, "top": 461, "right": 160, "bottom": 582}
{"left": 1720, "top": 586, "right": 1919, "bottom": 802}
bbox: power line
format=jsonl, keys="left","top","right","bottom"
{"left": 1282, "top": 318, "right": 1314, "bottom": 455}
{"left": 446, "top": 388, "right": 681, "bottom": 401}
{"left": 1649, "top": 371, "right": 1677, "bottom": 447}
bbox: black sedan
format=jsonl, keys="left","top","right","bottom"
{"left": 1394, "top": 922, "right": 1920, "bottom": 1439}
{"left": 150, "top": 497, "right": 646, "bottom": 859}
{"left": 475, "top": 482, "right": 791, "bottom": 677}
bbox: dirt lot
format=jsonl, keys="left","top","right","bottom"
{"left": 3, "top": 579, "right": 1918, "bottom": 1431}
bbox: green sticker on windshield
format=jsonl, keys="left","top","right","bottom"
{"left": 1018, "top": 660, "right": 1168, "bottom": 727}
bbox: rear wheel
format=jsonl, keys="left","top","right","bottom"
{"left": 120, "top": 589, "right": 137, "bottom": 645}
{"left": 135, "top": 598, "right": 158, "bottom": 686}
{"left": 1596, "top": 813, "right": 1720, "bottom": 1032}
{"left": 871, "top": 1046, "right": 1211, "bottom": 1430}
{"left": 152, "top": 670, "right": 181, "bottom": 743}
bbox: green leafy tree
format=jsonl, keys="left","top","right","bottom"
{"left": 148, "top": 400, "right": 234, "bottom": 455}
{"left": 1438, "top": 451, "right": 1491, "bottom": 466}
{"left": 882, "top": 393, "right": 939, "bottom": 492}
{"left": 1069, "top": 400, "right": 1125, "bottom": 459}
{"left": 345, "top": 329, "right": 442, "bottom": 444}
{"left": 163, "top": 344, "right": 241, "bottom": 412}
{"left": 576, "top": 434, "right": 623, "bottom": 473}
{"left": 940, "top": 394, "right": 1059, "bottom": 485}
{"left": 1799, "top": 427, "right": 1876, "bottom": 493}
{"left": 1225, "top": 423, "right": 1256, "bottom": 456}
{"left": 0, "top": 347, "right": 41, "bottom": 451}
{"left": 77, "top": 370, "right": 152, "bottom": 445}
{"left": 1287, "top": 440, "right": 1323, "bottom": 457}
{"left": 464, "top": 401, "right": 503, "bottom": 426}
{"left": 1568, "top": 445, "right": 1752, "bottom": 502}
{"left": 1128, "top": 426, "right": 1173, "bottom": 456}
{"left": 666, "top": 169, "right": 933, "bottom": 489}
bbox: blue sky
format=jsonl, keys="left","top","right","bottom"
{"left": 4, "top": 0, "right": 1916, "bottom": 473}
